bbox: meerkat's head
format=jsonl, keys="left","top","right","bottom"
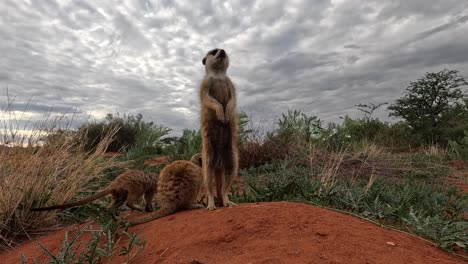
{"left": 190, "top": 153, "right": 203, "bottom": 167}
{"left": 202, "top": 48, "right": 229, "bottom": 74}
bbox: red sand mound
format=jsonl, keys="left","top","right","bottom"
{"left": 3, "top": 202, "right": 464, "bottom": 264}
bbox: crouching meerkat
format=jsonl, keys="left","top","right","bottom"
{"left": 199, "top": 48, "right": 239, "bottom": 210}
{"left": 126, "top": 153, "right": 204, "bottom": 226}
{"left": 31, "top": 170, "right": 158, "bottom": 218}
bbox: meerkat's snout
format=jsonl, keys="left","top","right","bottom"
{"left": 217, "top": 49, "right": 226, "bottom": 59}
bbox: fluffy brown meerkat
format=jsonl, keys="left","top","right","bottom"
{"left": 125, "top": 153, "right": 204, "bottom": 226}
{"left": 199, "top": 48, "right": 239, "bottom": 210}
{"left": 31, "top": 170, "right": 158, "bottom": 218}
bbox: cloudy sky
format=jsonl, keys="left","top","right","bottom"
{"left": 1, "top": 0, "right": 468, "bottom": 136}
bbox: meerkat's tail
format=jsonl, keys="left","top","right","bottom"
{"left": 215, "top": 168, "right": 224, "bottom": 207}
{"left": 31, "top": 189, "right": 113, "bottom": 211}
{"left": 126, "top": 207, "right": 175, "bottom": 226}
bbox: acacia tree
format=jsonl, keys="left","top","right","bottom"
{"left": 388, "top": 69, "right": 468, "bottom": 143}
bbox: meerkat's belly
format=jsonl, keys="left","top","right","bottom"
{"left": 208, "top": 78, "right": 230, "bottom": 109}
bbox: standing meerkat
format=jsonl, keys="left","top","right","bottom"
{"left": 31, "top": 170, "right": 158, "bottom": 218}
{"left": 199, "top": 48, "right": 239, "bottom": 210}
{"left": 126, "top": 153, "right": 204, "bottom": 226}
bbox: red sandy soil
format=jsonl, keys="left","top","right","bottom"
{"left": 2, "top": 202, "right": 464, "bottom": 264}
{"left": 448, "top": 160, "right": 468, "bottom": 170}
{"left": 445, "top": 177, "right": 468, "bottom": 193}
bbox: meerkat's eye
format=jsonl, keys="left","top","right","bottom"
{"left": 210, "top": 49, "right": 218, "bottom": 56}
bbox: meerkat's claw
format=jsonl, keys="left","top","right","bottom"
{"left": 223, "top": 200, "right": 236, "bottom": 207}
{"left": 206, "top": 195, "right": 217, "bottom": 210}
{"left": 206, "top": 200, "right": 217, "bottom": 210}
{"left": 206, "top": 205, "right": 217, "bottom": 210}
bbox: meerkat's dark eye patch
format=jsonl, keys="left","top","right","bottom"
{"left": 210, "top": 49, "right": 218, "bottom": 56}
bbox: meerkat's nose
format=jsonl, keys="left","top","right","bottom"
{"left": 218, "top": 49, "right": 226, "bottom": 58}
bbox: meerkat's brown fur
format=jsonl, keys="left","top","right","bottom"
{"left": 126, "top": 153, "right": 204, "bottom": 226}
{"left": 199, "top": 48, "right": 239, "bottom": 210}
{"left": 31, "top": 170, "right": 157, "bottom": 218}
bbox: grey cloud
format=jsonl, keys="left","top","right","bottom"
{"left": 8, "top": 102, "right": 79, "bottom": 114}
{"left": 378, "top": 38, "right": 468, "bottom": 71}
{"left": 113, "top": 12, "right": 152, "bottom": 50}
{"left": 268, "top": 52, "right": 338, "bottom": 75}
{"left": 1, "top": 0, "right": 468, "bottom": 137}
{"left": 409, "top": 15, "right": 468, "bottom": 44}
{"left": 378, "top": 0, "right": 468, "bottom": 19}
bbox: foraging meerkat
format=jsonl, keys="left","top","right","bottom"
{"left": 199, "top": 48, "right": 239, "bottom": 210}
{"left": 31, "top": 170, "right": 158, "bottom": 218}
{"left": 126, "top": 153, "right": 204, "bottom": 226}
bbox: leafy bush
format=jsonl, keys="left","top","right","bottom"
{"left": 388, "top": 69, "right": 468, "bottom": 144}
{"left": 270, "top": 109, "right": 322, "bottom": 144}
{"left": 79, "top": 113, "right": 164, "bottom": 153}
{"left": 163, "top": 129, "right": 202, "bottom": 161}
{"left": 238, "top": 111, "right": 254, "bottom": 144}
{"left": 126, "top": 122, "right": 171, "bottom": 160}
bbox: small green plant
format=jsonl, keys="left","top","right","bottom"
{"left": 21, "top": 208, "right": 146, "bottom": 264}
{"left": 403, "top": 209, "right": 467, "bottom": 251}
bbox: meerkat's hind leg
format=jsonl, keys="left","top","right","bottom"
{"left": 204, "top": 164, "right": 218, "bottom": 210}
{"left": 109, "top": 199, "right": 125, "bottom": 219}
{"left": 109, "top": 189, "right": 128, "bottom": 219}
{"left": 206, "top": 185, "right": 217, "bottom": 211}
{"left": 222, "top": 192, "right": 236, "bottom": 207}
{"left": 222, "top": 181, "right": 237, "bottom": 207}
{"left": 222, "top": 152, "right": 237, "bottom": 208}
{"left": 206, "top": 193, "right": 217, "bottom": 210}
{"left": 144, "top": 186, "right": 156, "bottom": 212}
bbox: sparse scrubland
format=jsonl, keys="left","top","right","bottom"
{"left": 1, "top": 69, "right": 467, "bottom": 262}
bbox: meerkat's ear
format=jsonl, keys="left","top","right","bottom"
{"left": 198, "top": 156, "right": 202, "bottom": 165}
{"left": 202, "top": 57, "right": 206, "bottom": 65}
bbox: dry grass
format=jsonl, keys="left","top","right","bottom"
{"left": 0, "top": 99, "right": 122, "bottom": 250}
{"left": 422, "top": 144, "right": 448, "bottom": 156}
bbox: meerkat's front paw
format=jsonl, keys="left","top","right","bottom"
{"left": 215, "top": 108, "right": 226, "bottom": 123}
